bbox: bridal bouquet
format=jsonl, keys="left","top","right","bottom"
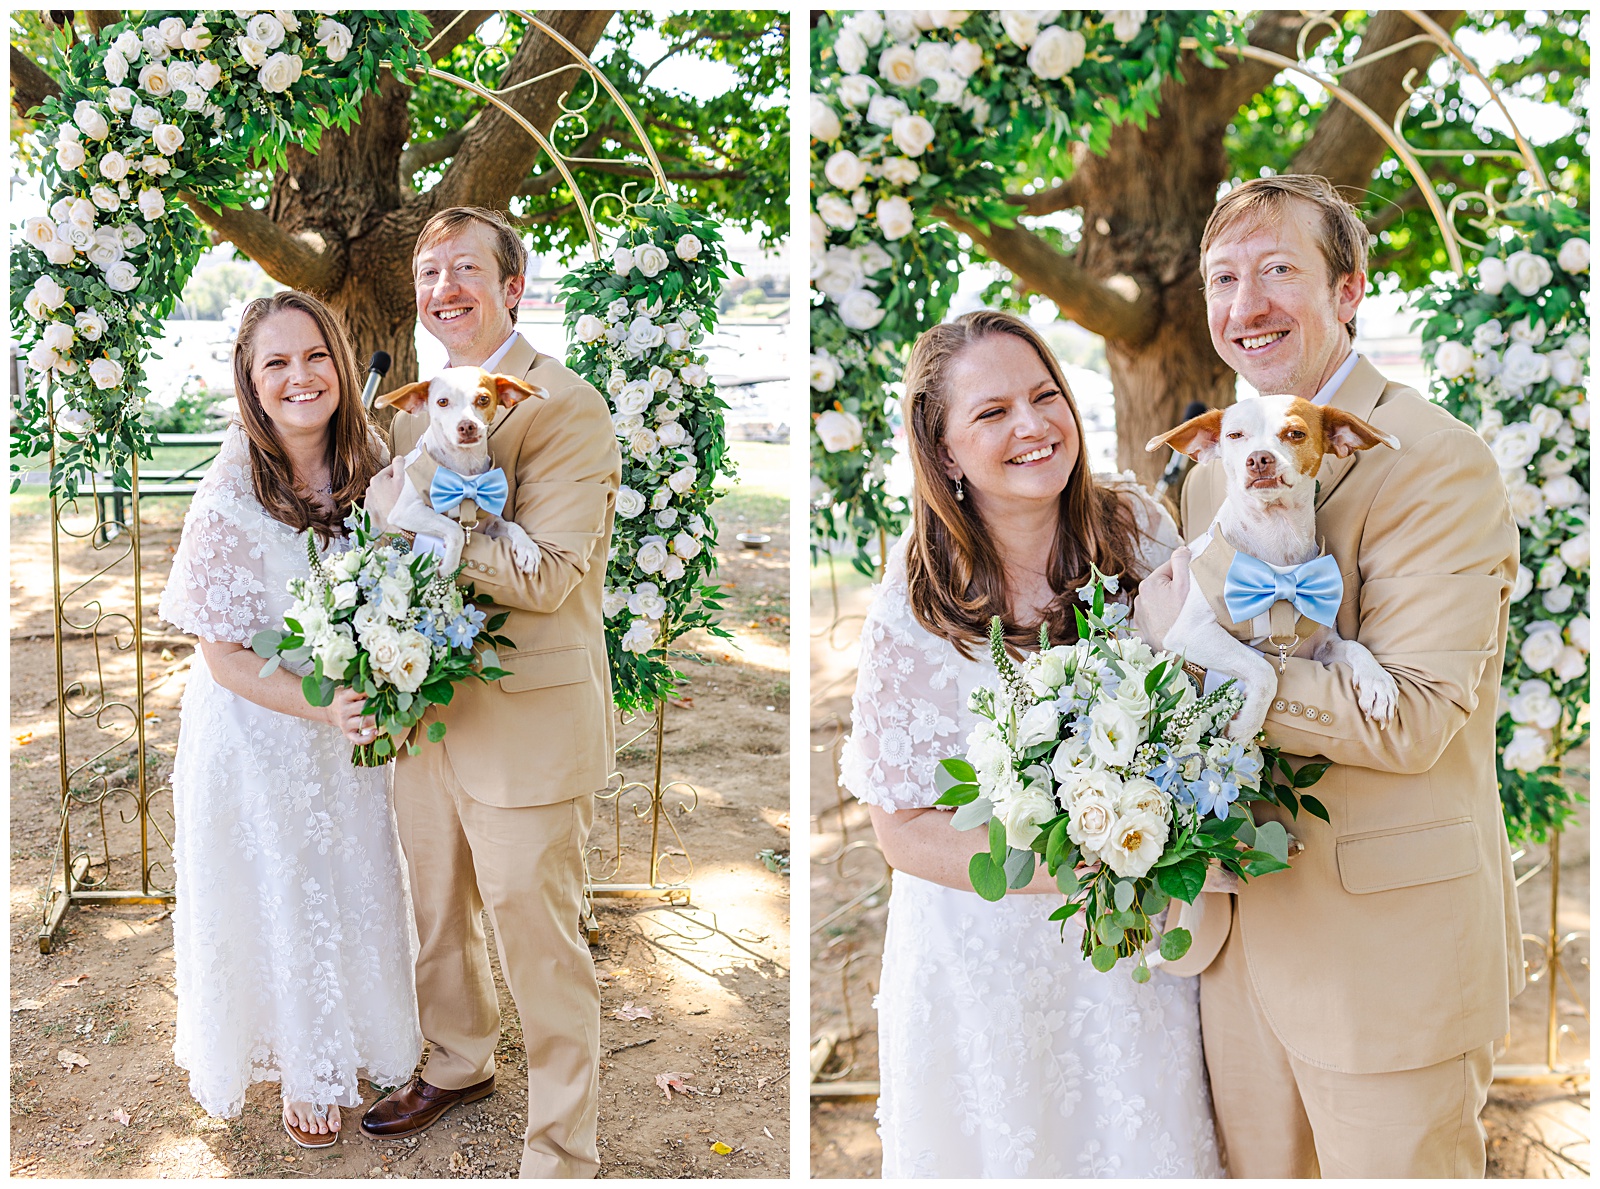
{"left": 936, "top": 571, "right": 1328, "bottom": 980}
{"left": 251, "top": 510, "right": 514, "bottom": 766}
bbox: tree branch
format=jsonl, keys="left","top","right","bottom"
{"left": 84, "top": 10, "right": 120, "bottom": 36}
{"left": 399, "top": 127, "right": 470, "bottom": 176}
{"left": 936, "top": 207, "right": 1159, "bottom": 346}
{"left": 419, "top": 10, "right": 496, "bottom": 63}
{"left": 180, "top": 194, "right": 348, "bottom": 295}
{"left": 10, "top": 47, "right": 60, "bottom": 117}
{"left": 517, "top": 160, "right": 748, "bottom": 199}
{"left": 1008, "top": 172, "right": 1086, "bottom": 216}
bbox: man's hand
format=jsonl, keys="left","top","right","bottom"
{"left": 363, "top": 458, "right": 406, "bottom": 531}
{"left": 1133, "top": 545, "right": 1191, "bottom": 648}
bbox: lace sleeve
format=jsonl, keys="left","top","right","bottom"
{"left": 1098, "top": 470, "right": 1181, "bottom": 579}
{"left": 838, "top": 547, "right": 968, "bottom": 812}
{"left": 157, "top": 429, "right": 273, "bottom": 644}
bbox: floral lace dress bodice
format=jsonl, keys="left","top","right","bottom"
{"left": 158, "top": 425, "right": 421, "bottom": 1117}
{"left": 840, "top": 482, "right": 1222, "bottom": 1178}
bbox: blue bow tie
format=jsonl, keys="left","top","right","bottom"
{"left": 1223, "top": 550, "right": 1342, "bottom": 628}
{"left": 430, "top": 466, "right": 509, "bottom": 517}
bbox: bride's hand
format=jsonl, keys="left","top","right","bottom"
{"left": 326, "top": 686, "right": 378, "bottom": 745}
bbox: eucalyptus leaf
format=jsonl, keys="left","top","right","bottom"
{"left": 969, "top": 852, "right": 1008, "bottom": 902}
{"left": 951, "top": 796, "right": 994, "bottom": 831}
{"left": 988, "top": 817, "right": 1008, "bottom": 866}
{"left": 1253, "top": 820, "right": 1291, "bottom": 864}
{"left": 257, "top": 655, "right": 281, "bottom": 679}
{"left": 1112, "top": 880, "right": 1135, "bottom": 913}
{"left": 1090, "top": 944, "right": 1118, "bottom": 973}
{"left": 1004, "top": 848, "right": 1035, "bottom": 889}
{"left": 1159, "top": 928, "right": 1193, "bottom": 961}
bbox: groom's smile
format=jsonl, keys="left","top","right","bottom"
{"left": 414, "top": 221, "right": 526, "bottom": 367}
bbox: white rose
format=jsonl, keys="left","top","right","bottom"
{"left": 74, "top": 100, "right": 109, "bottom": 140}
{"left": 1511, "top": 565, "right": 1534, "bottom": 604}
{"left": 1572, "top": 402, "right": 1590, "bottom": 432}
{"left": 634, "top": 242, "right": 669, "bottom": 278}
{"left": 74, "top": 309, "right": 106, "bottom": 342}
{"left": 877, "top": 157, "right": 920, "bottom": 189}
{"left": 811, "top": 95, "right": 843, "bottom": 143}
{"left": 131, "top": 104, "right": 161, "bottom": 132}
{"left": 615, "top": 486, "right": 646, "bottom": 518}
{"left": 88, "top": 357, "right": 125, "bottom": 390}
{"left": 627, "top": 582, "right": 668, "bottom": 620}
{"left": 42, "top": 240, "right": 75, "bottom": 266}
{"left": 259, "top": 52, "right": 302, "bottom": 93}
{"left": 838, "top": 73, "right": 874, "bottom": 108}
{"left": 1558, "top": 531, "right": 1589, "bottom": 571}
{"left": 815, "top": 408, "right": 864, "bottom": 452}
{"left": 674, "top": 233, "right": 701, "bottom": 261}
{"left": 138, "top": 188, "right": 168, "bottom": 220}
{"left": 26, "top": 341, "right": 63, "bottom": 375}
{"left": 1553, "top": 646, "right": 1586, "bottom": 684}
{"left": 876, "top": 196, "right": 914, "bottom": 240}
{"left": 1015, "top": 701, "right": 1059, "bottom": 749}
{"left": 603, "top": 589, "right": 629, "bottom": 619}
{"left": 88, "top": 185, "right": 119, "bottom": 212}
{"left": 949, "top": 39, "right": 983, "bottom": 77}
{"left": 141, "top": 25, "right": 168, "bottom": 60}
{"left": 660, "top": 554, "right": 686, "bottom": 582}
{"left": 680, "top": 363, "right": 709, "bottom": 388}
{"left": 138, "top": 61, "right": 171, "bottom": 97}
{"left": 815, "top": 247, "right": 865, "bottom": 299}
{"left": 1526, "top": 403, "right": 1563, "bottom": 440}
{"left": 575, "top": 313, "right": 605, "bottom": 343}
{"left": 68, "top": 195, "right": 98, "bottom": 228}
{"left": 1538, "top": 557, "right": 1566, "bottom": 591}
{"left": 1510, "top": 317, "right": 1547, "bottom": 346}
{"left": 878, "top": 44, "right": 919, "bottom": 88}
{"left": 842, "top": 10, "right": 885, "bottom": 45}
{"left": 1542, "top": 474, "right": 1583, "bottom": 509}
{"left": 1505, "top": 249, "right": 1553, "bottom": 297}
{"left": 1490, "top": 422, "right": 1540, "bottom": 472}
{"left": 611, "top": 246, "right": 635, "bottom": 275}
{"left": 824, "top": 149, "right": 867, "bottom": 191}
{"left": 1433, "top": 340, "right": 1473, "bottom": 380}
{"left": 1476, "top": 256, "right": 1508, "bottom": 295}
{"left": 628, "top": 427, "right": 659, "bottom": 460}
{"left": 86, "top": 230, "right": 126, "bottom": 270}
{"left": 867, "top": 94, "right": 910, "bottom": 128}
{"left": 810, "top": 352, "right": 842, "bottom": 392}
{"left": 1547, "top": 349, "right": 1582, "bottom": 388}
{"left": 153, "top": 123, "right": 185, "bottom": 156}
{"left": 645, "top": 365, "right": 673, "bottom": 392}
{"left": 1064, "top": 787, "right": 1117, "bottom": 860}
{"left": 180, "top": 85, "right": 207, "bottom": 112}
{"left": 1509, "top": 679, "right": 1562, "bottom": 729}
{"left": 662, "top": 322, "right": 688, "bottom": 350}
{"left": 194, "top": 60, "right": 222, "bottom": 90}
{"left": 667, "top": 466, "right": 697, "bottom": 494}
{"left": 54, "top": 405, "right": 92, "bottom": 432}
{"left": 624, "top": 316, "right": 665, "bottom": 357}
{"left": 95, "top": 149, "right": 130, "bottom": 182}
{"left": 891, "top": 114, "right": 936, "bottom": 157}
{"left": 1504, "top": 476, "right": 1544, "bottom": 527}
{"left": 1543, "top": 585, "right": 1575, "bottom": 614}
{"left": 183, "top": 23, "right": 215, "bottom": 53}
{"left": 620, "top": 619, "right": 659, "bottom": 655}
{"left": 165, "top": 60, "right": 196, "bottom": 91}
{"left": 248, "top": 13, "right": 286, "bottom": 49}
{"left": 837, "top": 289, "right": 887, "bottom": 330}
{"left": 816, "top": 193, "right": 858, "bottom": 231}
{"left": 104, "top": 261, "right": 140, "bottom": 292}
{"left": 1027, "top": 25, "right": 1084, "bottom": 79}
{"left": 316, "top": 18, "right": 353, "bottom": 62}
{"left": 103, "top": 51, "right": 130, "bottom": 86}
{"left": 235, "top": 35, "right": 269, "bottom": 68}
{"left": 388, "top": 631, "right": 432, "bottom": 693}
{"left": 1000, "top": 11, "right": 1042, "bottom": 47}
{"left": 1502, "top": 726, "right": 1550, "bottom": 774}
{"left": 1499, "top": 342, "right": 1550, "bottom": 393}
{"left": 1569, "top": 615, "right": 1590, "bottom": 653}
{"left": 114, "top": 30, "right": 141, "bottom": 60}
{"left": 1110, "top": 10, "right": 1147, "bottom": 43}
{"left": 56, "top": 221, "right": 92, "bottom": 253}
{"left": 635, "top": 537, "right": 670, "bottom": 574}
{"left": 1087, "top": 701, "right": 1141, "bottom": 768}
{"left": 105, "top": 86, "right": 135, "bottom": 114}
{"left": 1521, "top": 622, "right": 1565, "bottom": 672}
{"left": 157, "top": 16, "right": 187, "bottom": 48}
{"left": 41, "top": 321, "right": 75, "bottom": 356}
{"left": 835, "top": 28, "right": 869, "bottom": 74}
{"left": 998, "top": 781, "right": 1056, "bottom": 850}
{"left": 24, "top": 276, "right": 67, "bottom": 319}
{"left": 615, "top": 380, "right": 655, "bottom": 415}
{"left": 56, "top": 137, "right": 88, "bottom": 169}
{"left": 1557, "top": 238, "right": 1589, "bottom": 274}
{"left": 657, "top": 421, "right": 689, "bottom": 448}
{"left": 671, "top": 531, "right": 702, "bottom": 561}
{"left": 316, "top": 630, "right": 358, "bottom": 680}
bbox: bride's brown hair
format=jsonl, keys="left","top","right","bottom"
{"left": 903, "top": 309, "right": 1145, "bottom": 658}
{"left": 232, "top": 291, "right": 384, "bottom": 544}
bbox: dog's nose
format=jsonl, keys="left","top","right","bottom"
{"left": 1245, "top": 450, "right": 1276, "bottom": 476}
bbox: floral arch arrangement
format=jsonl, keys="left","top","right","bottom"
{"left": 12, "top": 11, "right": 735, "bottom": 716}
{"left": 808, "top": 8, "right": 1242, "bottom": 569}
{"left": 1417, "top": 200, "right": 1590, "bottom": 842}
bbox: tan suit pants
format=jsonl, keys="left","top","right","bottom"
{"left": 394, "top": 741, "right": 600, "bottom": 1179}
{"left": 1200, "top": 899, "right": 1492, "bottom": 1178}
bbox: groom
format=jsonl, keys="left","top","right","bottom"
{"left": 1137, "top": 175, "right": 1523, "bottom": 1177}
{"left": 363, "top": 206, "right": 621, "bottom": 1177}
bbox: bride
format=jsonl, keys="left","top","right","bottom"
{"left": 158, "top": 291, "right": 422, "bottom": 1146}
{"left": 840, "top": 310, "right": 1220, "bottom": 1177}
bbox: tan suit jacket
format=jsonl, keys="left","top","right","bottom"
{"left": 392, "top": 334, "right": 621, "bottom": 807}
{"left": 1180, "top": 355, "right": 1524, "bottom": 1075}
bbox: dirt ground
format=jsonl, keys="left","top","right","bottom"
{"left": 8, "top": 448, "right": 791, "bottom": 1180}
{"left": 808, "top": 559, "right": 1590, "bottom": 1180}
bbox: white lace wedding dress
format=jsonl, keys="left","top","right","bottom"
{"left": 840, "top": 480, "right": 1223, "bottom": 1179}
{"left": 158, "top": 425, "right": 422, "bottom": 1117}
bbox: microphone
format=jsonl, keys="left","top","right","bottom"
{"left": 361, "top": 351, "right": 392, "bottom": 410}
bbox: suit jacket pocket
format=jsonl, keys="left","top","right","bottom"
{"left": 1336, "top": 817, "right": 1480, "bottom": 894}
{"left": 497, "top": 644, "right": 590, "bottom": 693}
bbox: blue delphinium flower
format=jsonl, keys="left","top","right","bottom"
{"left": 1188, "top": 767, "right": 1240, "bottom": 819}
{"left": 445, "top": 615, "right": 478, "bottom": 649}
{"left": 1149, "top": 749, "right": 1182, "bottom": 794}
{"left": 1220, "top": 742, "right": 1263, "bottom": 787}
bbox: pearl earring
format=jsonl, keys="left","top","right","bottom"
{"left": 954, "top": 477, "right": 965, "bottom": 502}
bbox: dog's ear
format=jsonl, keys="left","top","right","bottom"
{"left": 1321, "top": 407, "right": 1399, "bottom": 458}
{"left": 374, "top": 380, "right": 432, "bottom": 416}
{"left": 490, "top": 374, "right": 545, "bottom": 408}
{"left": 1146, "top": 408, "right": 1224, "bottom": 462}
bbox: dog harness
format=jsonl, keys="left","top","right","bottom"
{"left": 1187, "top": 526, "right": 1339, "bottom": 671}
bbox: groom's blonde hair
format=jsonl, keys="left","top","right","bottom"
{"left": 414, "top": 206, "right": 528, "bottom": 285}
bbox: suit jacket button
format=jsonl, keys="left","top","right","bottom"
{"left": 1320, "top": 712, "right": 1332, "bottom": 724}
{"left": 489, "top": 567, "right": 497, "bottom": 575}
{"left": 1304, "top": 704, "right": 1318, "bottom": 720}
{"left": 1273, "top": 699, "right": 1287, "bottom": 712}
{"left": 1287, "top": 701, "right": 1303, "bottom": 716}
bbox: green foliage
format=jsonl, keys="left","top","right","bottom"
{"left": 145, "top": 376, "right": 228, "bottom": 435}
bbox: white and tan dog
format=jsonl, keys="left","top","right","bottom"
{"left": 1147, "top": 394, "right": 1400, "bottom": 741}
{"left": 376, "top": 366, "right": 545, "bottom": 576}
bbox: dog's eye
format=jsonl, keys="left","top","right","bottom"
{"left": 1226, "top": 431, "right": 1245, "bottom": 440}
{"left": 436, "top": 397, "right": 448, "bottom": 406}
{"left": 1285, "top": 430, "right": 1305, "bottom": 441}
{"left": 476, "top": 394, "right": 489, "bottom": 406}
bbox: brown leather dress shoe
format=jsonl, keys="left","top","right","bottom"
{"left": 359, "top": 1074, "right": 495, "bottom": 1140}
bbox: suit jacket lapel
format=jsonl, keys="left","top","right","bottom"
{"left": 489, "top": 334, "right": 540, "bottom": 439}
{"left": 1314, "top": 354, "right": 1387, "bottom": 510}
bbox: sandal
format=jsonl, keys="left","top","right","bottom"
{"left": 283, "top": 1101, "right": 340, "bottom": 1149}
